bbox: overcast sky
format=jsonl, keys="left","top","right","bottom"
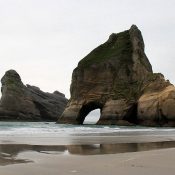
{"left": 0, "top": 0, "right": 175, "bottom": 99}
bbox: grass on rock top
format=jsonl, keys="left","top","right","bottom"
{"left": 78, "top": 30, "right": 133, "bottom": 68}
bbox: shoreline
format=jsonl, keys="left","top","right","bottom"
{"left": 1, "top": 133, "right": 175, "bottom": 145}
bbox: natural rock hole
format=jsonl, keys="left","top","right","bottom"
{"left": 83, "top": 109, "right": 101, "bottom": 125}
{"left": 77, "top": 102, "right": 103, "bottom": 124}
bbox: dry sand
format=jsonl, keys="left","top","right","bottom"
{"left": 0, "top": 147, "right": 175, "bottom": 175}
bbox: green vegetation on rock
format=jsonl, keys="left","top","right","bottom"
{"left": 78, "top": 30, "right": 133, "bottom": 68}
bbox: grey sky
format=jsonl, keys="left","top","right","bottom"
{"left": 0, "top": 0, "right": 175, "bottom": 98}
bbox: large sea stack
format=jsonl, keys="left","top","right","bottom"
{"left": 0, "top": 70, "right": 68, "bottom": 121}
{"left": 58, "top": 25, "right": 175, "bottom": 126}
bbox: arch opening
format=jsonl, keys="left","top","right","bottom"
{"left": 77, "top": 102, "right": 102, "bottom": 124}
{"left": 83, "top": 109, "right": 101, "bottom": 124}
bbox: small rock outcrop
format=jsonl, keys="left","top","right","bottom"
{"left": 0, "top": 70, "right": 68, "bottom": 121}
{"left": 57, "top": 25, "right": 175, "bottom": 126}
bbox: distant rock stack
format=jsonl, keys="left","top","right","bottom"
{"left": 57, "top": 25, "right": 175, "bottom": 126}
{"left": 0, "top": 70, "right": 68, "bottom": 121}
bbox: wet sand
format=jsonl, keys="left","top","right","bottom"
{"left": 0, "top": 133, "right": 175, "bottom": 175}
{"left": 0, "top": 147, "right": 175, "bottom": 175}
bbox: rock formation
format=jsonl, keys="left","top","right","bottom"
{"left": 138, "top": 73, "right": 175, "bottom": 126}
{"left": 57, "top": 25, "right": 175, "bottom": 126}
{"left": 0, "top": 70, "right": 68, "bottom": 121}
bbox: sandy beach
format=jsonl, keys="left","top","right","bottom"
{"left": 1, "top": 123, "right": 175, "bottom": 175}
{"left": 0, "top": 147, "right": 175, "bottom": 175}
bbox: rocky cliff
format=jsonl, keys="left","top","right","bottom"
{"left": 0, "top": 70, "right": 68, "bottom": 121}
{"left": 57, "top": 25, "right": 175, "bottom": 126}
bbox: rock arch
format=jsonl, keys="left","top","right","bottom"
{"left": 77, "top": 101, "right": 103, "bottom": 124}
{"left": 57, "top": 25, "right": 152, "bottom": 125}
{"left": 57, "top": 25, "right": 175, "bottom": 126}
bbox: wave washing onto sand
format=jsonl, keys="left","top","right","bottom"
{"left": 0, "top": 122, "right": 175, "bottom": 136}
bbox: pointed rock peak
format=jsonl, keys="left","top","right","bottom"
{"left": 1, "top": 69, "right": 22, "bottom": 86}
{"left": 4, "top": 69, "right": 20, "bottom": 78}
{"left": 108, "top": 25, "right": 139, "bottom": 42}
{"left": 129, "top": 24, "right": 144, "bottom": 44}
{"left": 130, "top": 24, "right": 138, "bottom": 30}
{"left": 129, "top": 24, "right": 142, "bottom": 36}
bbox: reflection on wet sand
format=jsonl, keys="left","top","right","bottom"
{"left": 0, "top": 152, "right": 32, "bottom": 166}
{"left": 68, "top": 141, "right": 175, "bottom": 155}
{"left": 0, "top": 141, "right": 175, "bottom": 166}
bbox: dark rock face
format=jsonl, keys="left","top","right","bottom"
{"left": 0, "top": 70, "right": 68, "bottom": 121}
{"left": 58, "top": 25, "right": 175, "bottom": 126}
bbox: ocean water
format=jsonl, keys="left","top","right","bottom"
{"left": 0, "top": 122, "right": 175, "bottom": 137}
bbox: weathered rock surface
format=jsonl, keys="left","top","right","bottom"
{"left": 0, "top": 70, "right": 68, "bottom": 121}
{"left": 138, "top": 74, "right": 175, "bottom": 126}
{"left": 58, "top": 25, "right": 175, "bottom": 126}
